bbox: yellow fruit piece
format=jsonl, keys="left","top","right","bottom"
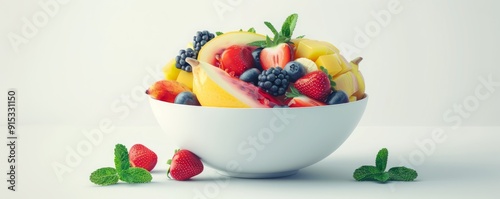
{"left": 351, "top": 59, "right": 366, "bottom": 99}
{"left": 295, "top": 39, "right": 340, "bottom": 61}
{"left": 176, "top": 70, "right": 194, "bottom": 90}
{"left": 191, "top": 59, "right": 262, "bottom": 108}
{"left": 333, "top": 71, "right": 359, "bottom": 97}
{"left": 163, "top": 59, "right": 181, "bottom": 80}
{"left": 337, "top": 54, "right": 352, "bottom": 75}
{"left": 295, "top": 58, "right": 318, "bottom": 74}
{"left": 315, "top": 54, "right": 343, "bottom": 77}
{"left": 349, "top": 95, "right": 357, "bottom": 102}
{"left": 291, "top": 38, "right": 305, "bottom": 49}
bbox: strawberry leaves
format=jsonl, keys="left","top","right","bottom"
{"left": 248, "top": 13, "right": 300, "bottom": 48}
{"left": 320, "top": 66, "right": 336, "bottom": 89}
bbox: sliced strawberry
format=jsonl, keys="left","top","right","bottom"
{"left": 219, "top": 45, "right": 255, "bottom": 77}
{"left": 294, "top": 70, "right": 331, "bottom": 101}
{"left": 129, "top": 144, "right": 158, "bottom": 172}
{"left": 288, "top": 95, "right": 326, "bottom": 107}
{"left": 259, "top": 43, "right": 293, "bottom": 70}
{"left": 167, "top": 149, "right": 204, "bottom": 181}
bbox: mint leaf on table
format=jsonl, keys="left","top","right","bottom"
{"left": 215, "top": 31, "right": 223, "bottom": 36}
{"left": 89, "top": 167, "right": 119, "bottom": 186}
{"left": 353, "top": 148, "right": 418, "bottom": 183}
{"left": 373, "top": 172, "right": 390, "bottom": 182}
{"left": 90, "top": 143, "right": 153, "bottom": 186}
{"left": 388, "top": 167, "right": 418, "bottom": 181}
{"left": 353, "top": 165, "right": 382, "bottom": 181}
{"left": 120, "top": 167, "right": 153, "bottom": 183}
{"left": 114, "top": 144, "right": 130, "bottom": 174}
{"left": 376, "top": 148, "right": 388, "bottom": 171}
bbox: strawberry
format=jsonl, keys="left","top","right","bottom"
{"left": 259, "top": 43, "right": 293, "bottom": 70}
{"left": 287, "top": 95, "right": 326, "bottom": 107}
{"left": 129, "top": 144, "right": 158, "bottom": 172}
{"left": 167, "top": 149, "right": 204, "bottom": 181}
{"left": 286, "top": 86, "right": 326, "bottom": 107}
{"left": 219, "top": 45, "right": 255, "bottom": 77}
{"left": 293, "top": 70, "right": 332, "bottom": 101}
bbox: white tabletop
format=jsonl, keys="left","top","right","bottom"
{"left": 2, "top": 125, "right": 499, "bottom": 199}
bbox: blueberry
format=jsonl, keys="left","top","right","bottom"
{"left": 252, "top": 48, "right": 264, "bottom": 70}
{"left": 239, "top": 68, "right": 261, "bottom": 85}
{"left": 326, "top": 90, "right": 349, "bottom": 105}
{"left": 174, "top": 91, "right": 200, "bottom": 106}
{"left": 284, "top": 61, "right": 306, "bottom": 82}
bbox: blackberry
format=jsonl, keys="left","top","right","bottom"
{"left": 257, "top": 67, "right": 290, "bottom": 96}
{"left": 175, "top": 48, "right": 196, "bottom": 72}
{"left": 193, "top": 30, "right": 215, "bottom": 53}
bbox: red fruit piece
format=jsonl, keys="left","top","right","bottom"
{"left": 219, "top": 45, "right": 255, "bottom": 77}
{"left": 146, "top": 80, "right": 191, "bottom": 103}
{"left": 259, "top": 43, "right": 293, "bottom": 70}
{"left": 167, "top": 149, "right": 204, "bottom": 181}
{"left": 287, "top": 95, "right": 326, "bottom": 107}
{"left": 129, "top": 144, "right": 158, "bottom": 172}
{"left": 294, "top": 71, "right": 332, "bottom": 101}
{"left": 257, "top": 88, "right": 283, "bottom": 107}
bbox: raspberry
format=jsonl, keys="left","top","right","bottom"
{"left": 257, "top": 67, "right": 290, "bottom": 96}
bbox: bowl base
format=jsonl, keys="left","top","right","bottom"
{"left": 216, "top": 170, "right": 298, "bottom": 178}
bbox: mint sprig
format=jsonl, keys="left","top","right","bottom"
{"left": 114, "top": 144, "right": 130, "bottom": 174}
{"left": 90, "top": 144, "right": 153, "bottom": 186}
{"left": 353, "top": 148, "right": 418, "bottom": 183}
{"left": 248, "top": 13, "right": 300, "bottom": 48}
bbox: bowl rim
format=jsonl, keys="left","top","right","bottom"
{"left": 148, "top": 94, "right": 368, "bottom": 110}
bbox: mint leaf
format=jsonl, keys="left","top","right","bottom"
{"left": 281, "top": 21, "right": 291, "bottom": 38}
{"left": 265, "top": 36, "right": 273, "bottom": 47}
{"left": 90, "top": 167, "right": 119, "bottom": 186}
{"left": 285, "top": 13, "right": 298, "bottom": 37}
{"left": 114, "top": 144, "right": 130, "bottom": 174}
{"left": 354, "top": 148, "right": 418, "bottom": 183}
{"left": 388, "top": 167, "right": 418, "bottom": 181}
{"left": 296, "top": 35, "right": 305, "bottom": 39}
{"left": 247, "top": 27, "right": 256, "bottom": 33}
{"left": 216, "top": 31, "right": 223, "bottom": 36}
{"left": 373, "top": 172, "right": 390, "bottom": 182}
{"left": 264, "top": 21, "right": 278, "bottom": 36}
{"left": 376, "top": 148, "right": 388, "bottom": 172}
{"left": 120, "top": 167, "right": 153, "bottom": 183}
{"left": 353, "top": 165, "right": 382, "bottom": 181}
{"left": 248, "top": 40, "right": 267, "bottom": 47}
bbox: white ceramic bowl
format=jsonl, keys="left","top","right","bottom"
{"left": 149, "top": 95, "right": 368, "bottom": 178}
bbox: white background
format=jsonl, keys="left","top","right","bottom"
{"left": 1, "top": 0, "right": 500, "bottom": 198}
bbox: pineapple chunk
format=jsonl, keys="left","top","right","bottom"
{"left": 333, "top": 71, "right": 359, "bottom": 97}
{"left": 295, "top": 39, "right": 339, "bottom": 61}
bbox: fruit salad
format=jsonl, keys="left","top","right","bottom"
{"left": 148, "top": 13, "right": 366, "bottom": 108}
